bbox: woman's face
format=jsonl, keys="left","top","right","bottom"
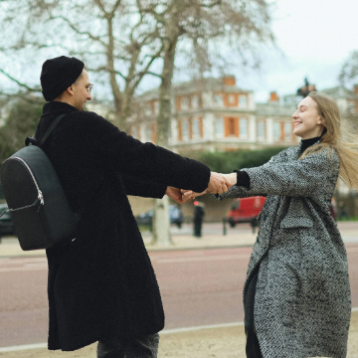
{"left": 292, "top": 96, "right": 324, "bottom": 139}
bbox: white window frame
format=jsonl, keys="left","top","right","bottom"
{"left": 239, "top": 95, "right": 247, "bottom": 108}
{"left": 182, "top": 120, "right": 189, "bottom": 141}
{"left": 284, "top": 122, "right": 292, "bottom": 142}
{"left": 257, "top": 121, "right": 265, "bottom": 140}
{"left": 215, "top": 117, "right": 224, "bottom": 138}
{"left": 239, "top": 118, "right": 248, "bottom": 139}
{"left": 181, "top": 97, "right": 189, "bottom": 110}
{"left": 228, "top": 94, "right": 236, "bottom": 105}
{"left": 192, "top": 118, "right": 200, "bottom": 138}
{"left": 146, "top": 125, "right": 152, "bottom": 142}
{"left": 191, "top": 96, "right": 199, "bottom": 109}
{"left": 273, "top": 122, "right": 281, "bottom": 141}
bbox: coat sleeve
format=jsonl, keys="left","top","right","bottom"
{"left": 216, "top": 148, "right": 291, "bottom": 200}
{"left": 237, "top": 147, "right": 339, "bottom": 199}
{"left": 121, "top": 174, "right": 167, "bottom": 199}
{"left": 82, "top": 113, "right": 210, "bottom": 193}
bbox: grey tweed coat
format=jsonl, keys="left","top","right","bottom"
{"left": 219, "top": 141, "right": 351, "bottom": 358}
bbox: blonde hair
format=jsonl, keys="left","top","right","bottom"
{"left": 299, "top": 91, "right": 358, "bottom": 190}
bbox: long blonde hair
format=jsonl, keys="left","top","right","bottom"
{"left": 300, "top": 91, "right": 358, "bottom": 190}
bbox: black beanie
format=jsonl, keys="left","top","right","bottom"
{"left": 40, "top": 56, "right": 85, "bottom": 101}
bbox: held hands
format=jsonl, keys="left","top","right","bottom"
{"left": 166, "top": 173, "right": 237, "bottom": 204}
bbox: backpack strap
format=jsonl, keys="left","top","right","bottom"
{"left": 40, "top": 113, "right": 67, "bottom": 146}
{"left": 25, "top": 114, "right": 67, "bottom": 147}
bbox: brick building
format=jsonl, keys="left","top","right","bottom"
{"left": 127, "top": 75, "right": 301, "bottom": 153}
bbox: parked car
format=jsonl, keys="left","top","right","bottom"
{"left": 135, "top": 205, "right": 184, "bottom": 229}
{"left": 227, "top": 196, "right": 266, "bottom": 231}
{"left": 0, "top": 204, "right": 15, "bottom": 236}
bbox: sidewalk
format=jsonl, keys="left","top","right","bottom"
{"left": 1, "top": 313, "right": 358, "bottom": 357}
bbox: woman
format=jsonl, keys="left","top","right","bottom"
{"left": 185, "top": 92, "right": 358, "bottom": 358}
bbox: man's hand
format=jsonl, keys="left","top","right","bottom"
{"left": 166, "top": 186, "right": 185, "bottom": 204}
{"left": 207, "top": 172, "right": 231, "bottom": 194}
{"left": 181, "top": 189, "right": 206, "bottom": 203}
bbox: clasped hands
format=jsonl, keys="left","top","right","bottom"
{"left": 165, "top": 172, "right": 237, "bottom": 204}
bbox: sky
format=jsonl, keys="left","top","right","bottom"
{"left": 240, "top": 0, "right": 358, "bottom": 102}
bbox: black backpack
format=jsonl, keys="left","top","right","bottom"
{"left": 0, "top": 114, "right": 79, "bottom": 251}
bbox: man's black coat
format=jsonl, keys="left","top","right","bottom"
{"left": 35, "top": 102, "right": 210, "bottom": 351}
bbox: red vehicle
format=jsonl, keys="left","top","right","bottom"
{"left": 227, "top": 196, "right": 266, "bottom": 230}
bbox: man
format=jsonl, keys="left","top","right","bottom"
{"left": 193, "top": 201, "right": 205, "bottom": 238}
{"left": 37, "top": 56, "right": 229, "bottom": 357}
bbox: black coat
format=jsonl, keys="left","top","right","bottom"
{"left": 35, "top": 102, "right": 210, "bottom": 351}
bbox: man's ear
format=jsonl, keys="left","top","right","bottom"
{"left": 66, "top": 84, "right": 75, "bottom": 96}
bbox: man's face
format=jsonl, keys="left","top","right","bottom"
{"left": 72, "top": 69, "right": 92, "bottom": 111}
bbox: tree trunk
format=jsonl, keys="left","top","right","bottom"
{"left": 151, "top": 33, "right": 179, "bottom": 247}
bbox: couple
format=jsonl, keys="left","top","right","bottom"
{"left": 38, "top": 56, "right": 356, "bottom": 358}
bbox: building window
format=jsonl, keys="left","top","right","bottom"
{"left": 181, "top": 97, "right": 189, "bottom": 110}
{"left": 228, "top": 118, "right": 236, "bottom": 136}
{"left": 146, "top": 125, "right": 152, "bottom": 142}
{"left": 273, "top": 122, "right": 280, "bottom": 141}
{"left": 132, "top": 126, "right": 138, "bottom": 139}
{"left": 257, "top": 121, "right": 265, "bottom": 140}
{"left": 215, "top": 118, "right": 224, "bottom": 138}
{"left": 214, "top": 93, "right": 223, "bottom": 106}
{"left": 192, "top": 118, "right": 200, "bottom": 138}
{"left": 239, "top": 118, "right": 247, "bottom": 138}
{"left": 192, "top": 95, "right": 199, "bottom": 109}
{"left": 182, "top": 120, "right": 189, "bottom": 141}
{"left": 228, "top": 94, "right": 236, "bottom": 105}
{"left": 239, "top": 95, "right": 247, "bottom": 108}
{"left": 284, "top": 122, "right": 292, "bottom": 142}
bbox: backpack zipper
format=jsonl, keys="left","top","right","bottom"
{"left": 11, "top": 157, "right": 45, "bottom": 205}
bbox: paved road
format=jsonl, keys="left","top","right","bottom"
{"left": 1, "top": 245, "right": 358, "bottom": 348}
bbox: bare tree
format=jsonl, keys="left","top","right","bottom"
{"left": 0, "top": 0, "right": 274, "bottom": 247}
{"left": 136, "top": 0, "right": 274, "bottom": 245}
{"left": 0, "top": 0, "right": 164, "bottom": 129}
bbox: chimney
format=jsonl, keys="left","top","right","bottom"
{"left": 354, "top": 84, "right": 358, "bottom": 94}
{"left": 269, "top": 91, "right": 279, "bottom": 102}
{"left": 223, "top": 75, "right": 236, "bottom": 86}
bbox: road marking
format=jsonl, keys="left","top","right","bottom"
{"left": 0, "top": 343, "right": 47, "bottom": 352}
{"left": 155, "top": 254, "right": 250, "bottom": 264}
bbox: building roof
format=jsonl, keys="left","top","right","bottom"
{"left": 321, "top": 85, "right": 358, "bottom": 100}
{"left": 137, "top": 76, "right": 252, "bottom": 101}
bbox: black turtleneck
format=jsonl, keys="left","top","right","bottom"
{"left": 235, "top": 130, "right": 325, "bottom": 189}
{"left": 299, "top": 135, "right": 321, "bottom": 155}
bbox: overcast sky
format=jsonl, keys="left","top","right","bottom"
{"left": 241, "top": 0, "right": 358, "bottom": 102}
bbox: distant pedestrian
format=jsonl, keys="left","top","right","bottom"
{"left": 185, "top": 91, "right": 358, "bottom": 358}
{"left": 193, "top": 201, "right": 205, "bottom": 238}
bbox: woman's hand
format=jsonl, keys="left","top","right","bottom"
{"left": 222, "top": 173, "right": 237, "bottom": 186}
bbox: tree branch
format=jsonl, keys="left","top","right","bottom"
{"left": 50, "top": 16, "right": 108, "bottom": 47}
{"left": 86, "top": 66, "right": 127, "bottom": 80}
{"left": 0, "top": 69, "right": 41, "bottom": 92}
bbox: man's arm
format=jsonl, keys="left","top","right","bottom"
{"left": 83, "top": 113, "right": 230, "bottom": 195}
